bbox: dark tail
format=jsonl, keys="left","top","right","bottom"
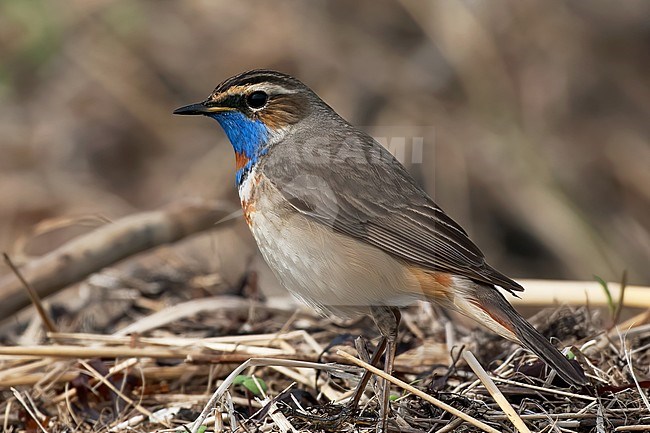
{"left": 471, "top": 284, "right": 588, "bottom": 387}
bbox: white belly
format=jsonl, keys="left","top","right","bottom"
{"left": 239, "top": 170, "right": 422, "bottom": 319}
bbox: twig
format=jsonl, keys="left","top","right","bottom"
{"left": 78, "top": 360, "right": 163, "bottom": 427}
{"left": 488, "top": 377, "right": 596, "bottom": 401}
{"left": 0, "top": 345, "right": 197, "bottom": 359}
{"left": 11, "top": 388, "right": 49, "bottom": 433}
{"left": 108, "top": 414, "right": 146, "bottom": 432}
{"left": 462, "top": 350, "right": 531, "bottom": 433}
{"left": 3, "top": 400, "right": 12, "bottom": 432}
{"left": 63, "top": 382, "right": 82, "bottom": 428}
{"left": 0, "top": 200, "right": 237, "bottom": 322}
{"left": 2, "top": 253, "right": 58, "bottom": 334}
{"left": 508, "top": 279, "right": 649, "bottom": 308}
{"left": 488, "top": 412, "right": 597, "bottom": 420}
{"left": 616, "top": 309, "right": 650, "bottom": 331}
{"left": 50, "top": 329, "right": 312, "bottom": 346}
{"left": 263, "top": 396, "right": 295, "bottom": 433}
{"left": 434, "top": 417, "right": 464, "bottom": 433}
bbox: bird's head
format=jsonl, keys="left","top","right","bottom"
{"left": 174, "top": 69, "right": 315, "bottom": 184}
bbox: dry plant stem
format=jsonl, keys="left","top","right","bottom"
{"left": 51, "top": 329, "right": 313, "bottom": 345}
{"left": 1, "top": 365, "right": 201, "bottom": 390}
{"left": 488, "top": 411, "right": 631, "bottom": 421}
{"left": 614, "top": 310, "right": 650, "bottom": 334}
{"left": 48, "top": 358, "right": 141, "bottom": 404}
{"left": 434, "top": 417, "right": 464, "bottom": 433}
{"left": 108, "top": 414, "right": 146, "bottom": 432}
{"left": 511, "top": 279, "right": 650, "bottom": 308}
{"left": 225, "top": 391, "right": 237, "bottom": 432}
{"left": 593, "top": 317, "right": 650, "bottom": 353}
{"left": 264, "top": 397, "right": 296, "bottom": 433}
{"left": 0, "top": 200, "right": 236, "bottom": 321}
{"left": 0, "top": 345, "right": 329, "bottom": 382}
{"left": 0, "top": 345, "right": 198, "bottom": 359}
{"left": 457, "top": 348, "right": 524, "bottom": 395}
{"left": 489, "top": 377, "right": 596, "bottom": 401}
{"left": 77, "top": 360, "right": 161, "bottom": 426}
{"left": 337, "top": 350, "right": 501, "bottom": 433}
{"left": 0, "top": 359, "right": 53, "bottom": 382}
{"left": 11, "top": 388, "right": 49, "bottom": 433}
{"left": 462, "top": 350, "right": 531, "bottom": 433}
{"left": 3, "top": 401, "right": 11, "bottom": 432}
{"left": 620, "top": 334, "right": 650, "bottom": 413}
{"left": 2, "top": 253, "right": 58, "bottom": 334}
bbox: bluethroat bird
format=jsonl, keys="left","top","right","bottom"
{"left": 174, "top": 69, "right": 587, "bottom": 429}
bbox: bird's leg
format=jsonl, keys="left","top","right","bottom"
{"left": 286, "top": 338, "right": 386, "bottom": 428}
{"left": 346, "top": 337, "right": 387, "bottom": 410}
{"left": 286, "top": 309, "right": 399, "bottom": 429}
{"left": 286, "top": 336, "right": 387, "bottom": 427}
{"left": 370, "top": 306, "right": 401, "bottom": 433}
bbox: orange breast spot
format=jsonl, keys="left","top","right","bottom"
{"left": 407, "top": 267, "right": 454, "bottom": 302}
{"left": 241, "top": 198, "right": 255, "bottom": 227}
{"left": 240, "top": 173, "right": 262, "bottom": 228}
{"left": 235, "top": 152, "right": 250, "bottom": 171}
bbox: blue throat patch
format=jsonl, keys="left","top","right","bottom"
{"left": 210, "top": 111, "right": 269, "bottom": 185}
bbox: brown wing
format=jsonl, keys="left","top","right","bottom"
{"left": 261, "top": 124, "right": 523, "bottom": 294}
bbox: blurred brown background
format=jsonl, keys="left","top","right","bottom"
{"left": 1, "top": 0, "right": 648, "bottom": 291}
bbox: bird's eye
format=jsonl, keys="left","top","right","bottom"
{"left": 246, "top": 91, "right": 268, "bottom": 109}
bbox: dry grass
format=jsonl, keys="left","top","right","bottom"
{"left": 0, "top": 271, "right": 648, "bottom": 433}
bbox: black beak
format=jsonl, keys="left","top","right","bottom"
{"left": 173, "top": 100, "right": 234, "bottom": 116}
{"left": 173, "top": 102, "right": 210, "bottom": 116}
